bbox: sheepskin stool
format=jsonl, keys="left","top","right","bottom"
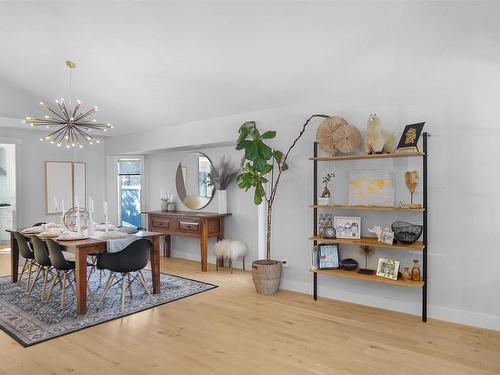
{"left": 213, "top": 239, "right": 249, "bottom": 273}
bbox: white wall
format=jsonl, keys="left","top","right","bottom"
{"left": 0, "top": 124, "right": 106, "bottom": 229}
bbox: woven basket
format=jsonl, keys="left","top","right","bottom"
{"left": 332, "top": 124, "right": 361, "bottom": 153}
{"left": 316, "top": 116, "right": 348, "bottom": 155}
{"left": 252, "top": 260, "right": 282, "bottom": 295}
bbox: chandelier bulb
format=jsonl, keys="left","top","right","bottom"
{"left": 79, "top": 145, "right": 83, "bottom": 149}
{"left": 57, "top": 143, "right": 62, "bottom": 147}
{"left": 39, "top": 138, "right": 43, "bottom": 142}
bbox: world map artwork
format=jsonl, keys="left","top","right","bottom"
{"left": 348, "top": 170, "right": 395, "bottom": 206}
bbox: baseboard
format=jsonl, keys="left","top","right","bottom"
{"left": 428, "top": 305, "right": 500, "bottom": 331}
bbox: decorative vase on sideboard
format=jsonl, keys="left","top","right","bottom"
{"left": 217, "top": 190, "right": 228, "bottom": 214}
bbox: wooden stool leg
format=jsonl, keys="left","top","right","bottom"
{"left": 230, "top": 259, "right": 233, "bottom": 274}
{"left": 243, "top": 256, "right": 245, "bottom": 271}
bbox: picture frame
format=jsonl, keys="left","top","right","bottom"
{"left": 348, "top": 170, "right": 395, "bottom": 207}
{"left": 318, "top": 244, "right": 340, "bottom": 270}
{"left": 376, "top": 258, "right": 400, "bottom": 280}
{"left": 396, "top": 122, "right": 425, "bottom": 152}
{"left": 380, "top": 227, "right": 395, "bottom": 245}
{"left": 334, "top": 216, "right": 361, "bottom": 239}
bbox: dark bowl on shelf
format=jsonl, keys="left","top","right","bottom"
{"left": 391, "top": 221, "right": 423, "bottom": 244}
{"left": 340, "top": 258, "right": 359, "bottom": 271}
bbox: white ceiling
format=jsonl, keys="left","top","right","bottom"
{"left": 0, "top": 1, "right": 498, "bottom": 135}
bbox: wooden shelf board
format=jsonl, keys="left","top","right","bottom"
{"left": 310, "top": 152, "right": 424, "bottom": 161}
{"left": 310, "top": 204, "right": 425, "bottom": 212}
{"left": 309, "top": 268, "right": 424, "bottom": 288}
{"left": 309, "top": 236, "right": 424, "bottom": 251}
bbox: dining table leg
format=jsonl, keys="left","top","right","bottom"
{"left": 75, "top": 248, "right": 88, "bottom": 315}
{"left": 10, "top": 231, "right": 19, "bottom": 283}
{"left": 151, "top": 236, "right": 161, "bottom": 294}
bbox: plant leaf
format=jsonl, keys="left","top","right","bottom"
{"left": 261, "top": 130, "right": 276, "bottom": 139}
{"left": 257, "top": 141, "right": 273, "bottom": 160}
{"left": 245, "top": 142, "right": 259, "bottom": 161}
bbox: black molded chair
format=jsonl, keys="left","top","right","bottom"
{"left": 29, "top": 236, "right": 56, "bottom": 301}
{"left": 97, "top": 239, "right": 153, "bottom": 312}
{"left": 46, "top": 239, "right": 76, "bottom": 308}
{"left": 13, "top": 232, "right": 37, "bottom": 291}
{"left": 32, "top": 222, "right": 46, "bottom": 227}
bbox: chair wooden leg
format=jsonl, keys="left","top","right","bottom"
{"left": 26, "top": 261, "right": 34, "bottom": 291}
{"left": 138, "top": 270, "right": 154, "bottom": 302}
{"left": 28, "top": 266, "right": 42, "bottom": 296}
{"left": 121, "top": 274, "right": 126, "bottom": 312}
{"left": 99, "top": 272, "right": 115, "bottom": 305}
{"left": 99, "top": 270, "right": 103, "bottom": 286}
{"left": 46, "top": 271, "right": 61, "bottom": 302}
{"left": 41, "top": 268, "right": 49, "bottom": 302}
{"left": 17, "top": 259, "right": 28, "bottom": 286}
{"left": 127, "top": 273, "right": 133, "bottom": 298}
{"left": 60, "top": 272, "right": 67, "bottom": 309}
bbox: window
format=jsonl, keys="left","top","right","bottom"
{"left": 117, "top": 159, "right": 142, "bottom": 227}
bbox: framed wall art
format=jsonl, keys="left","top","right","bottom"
{"left": 348, "top": 170, "right": 395, "bottom": 207}
{"left": 334, "top": 216, "right": 361, "bottom": 239}
{"left": 318, "top": 244, "right": 340, "bottom": 269}
{"left": 376, "top": 258, "right": 400, "bottom": 280}
{"left": 396, "top": 122, "right": 425, "bottom": 152}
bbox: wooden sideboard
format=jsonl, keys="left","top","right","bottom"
{"left": 144, "top": 211, "right": 230, "bottom": 272}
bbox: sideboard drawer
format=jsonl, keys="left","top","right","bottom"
{"left": 179, "top": 220, "right": 200, "bottom": 233}
{"left": 152, "top": 217, "right": 176, "bottom": 230}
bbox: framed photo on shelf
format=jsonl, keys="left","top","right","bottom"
{"left": 396, "top": 122, "right": 425, "bottom": 152}
{"left": 376, "top": 258, "right": 400, "bottom": 280}
{"left": 348, "top": 170, "right": 395, "bottom": 207}
{"left": 334, "top": 216, "right": 361, "bottom": 239}
{"left": 380, "top": 227, "right": 395, "bottom": 245}
{"left": 318, "top": 244, "right": 340, "bottom": 270}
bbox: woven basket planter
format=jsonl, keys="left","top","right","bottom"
{"left": 252, "top": 260, "right": 282, "bottom": 295}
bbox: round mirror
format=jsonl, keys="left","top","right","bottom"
{"left": 176, "top": 152, "right": 215, "bottom": 210}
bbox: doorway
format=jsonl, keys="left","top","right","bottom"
{"left": 0, "top": 143, "right": 16, "bottom": 244}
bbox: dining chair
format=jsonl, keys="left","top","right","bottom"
{"left": 32, "top": 222, "right": 46, "bottom": 227}
{"left": 97, "top": 239, "right": 153, "bottom": 312}
{"left": 29, "top": 235, "right": 57, "bottom": 301}
{"left": 13, "top": 232, "right": 38, "bottom": 291}
{"left": 45, "top": 239, "right": 77, "bottom": 308}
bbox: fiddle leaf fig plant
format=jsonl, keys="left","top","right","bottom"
{"left": 236, "top": 115, "right": 330, "bottom": 261}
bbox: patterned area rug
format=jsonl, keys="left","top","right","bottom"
{"left": 0, "top": 270, "right": 217, "bottom": 347}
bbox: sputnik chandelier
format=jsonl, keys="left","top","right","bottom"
{"left": 23, "top": 60, "right": 113, "bottom": 149}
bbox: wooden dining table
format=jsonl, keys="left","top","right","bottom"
{"left": 6, "top": 229, "right": 163, "bottom": 315}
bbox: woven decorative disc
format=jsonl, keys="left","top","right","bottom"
{"left": 63, "top": 207, "right": 90, "bottom": 232}
{"left": 332, "top": 124, "right": 361, "bottom": 153}
{"left": 316, "top": 116, "right": 348, "bottom": 155}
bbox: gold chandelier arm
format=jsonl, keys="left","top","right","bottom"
{"left": 73, "top": 125, "right": 94, "bottom": 143}
{"left": 55, "top": 100, "right": 69, "bottom": 121}
{"left": 71, "top": 101, "right": 81, "bottom": 119}
{"left": 41, "top": 103, "right": 67, "bottom": 122}
{"left": 73, "top": 107, "right": 96, "bottom": 122}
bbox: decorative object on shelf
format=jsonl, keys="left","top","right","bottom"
{"left": 63, "top": 207, "right": 89, "bottom": 232}
{"left": 397, "top": 201, "right": 423, "bottom": 209}
{"left": 334, "top": 216, "right": 361, "bottom": 239}
{"left": 402, "top": 267, "right": 411, "bottom": 281}
{"left": 322, "top": 226, "right": 337, "bottom": 239}
{"left": 411, "top": 259, "right": 421, "bottom": 281}
{"left": 358, "top": 245, "right": 375, "bottom": 275}
{"left": 316, "top": 116, "right": 348, "bottom": 155}
{"left": 176, "top": 152, "right": 215, "bottom": 210}
{"left": 396, "top": 122, "right": 425, "bottom": 153}
{"left": 311, "top": 246, "right": 319, "bottom": 270}
{"left": 332, "top": 123, "right": 361, "bottom": 154}
{"left": 318, "top": 244, "right": 340, "bottom": 269}
{"left": 348, "top": 169, "right": 395, "bottom": 206}
{"left": 237, "top": 115, "right": 330, "bottom": 294}
{"left": 318, "top": 213, "right": 333, "bottom": 236}
{"left": 23, "top": 61, "right": 112, "bottom": 149}
{"left": 376, "top": 258, "right": 400, "bottom": 280}
{"left": 380, "top": 227, "right": 395, "bottom": 245}
{"left": 213, "top": 239, "right": 248, "bottom": 273}
{"left": 364, "top": 114, "right": 395, "bottom": 154}
{"left": 208, "top": 156, "right": 240, "bottom": 214}
{"left": 320, "top": 172, "right": 335, "bottom": 202}
{"left": 368, "top": 225, "right": 383, "bottom": 241}
{"left": 340, "top": 258, "right": 358, "bottom": 271}
{"left": 405, "top": 170, "right": 419, "bottom": 204}
{"left": 391, "top": 221, "right": 423, "bottom": 244}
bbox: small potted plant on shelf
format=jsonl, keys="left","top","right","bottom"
{"left": 318, "top": 172, "right": 335, "bottom": 205}
{"left": 236, "top": 114, "right": 330, "bottom": 295}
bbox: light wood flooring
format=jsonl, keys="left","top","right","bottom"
{"left": 0, "top": 244, "right": 499, "bottom": 375}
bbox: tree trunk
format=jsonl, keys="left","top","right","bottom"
{"left": 266, "top": 202, "right": 273, "bottom": 261}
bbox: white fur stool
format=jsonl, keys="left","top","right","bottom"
{"left": 213, "top": 239, "right": 249, "bottom": 273}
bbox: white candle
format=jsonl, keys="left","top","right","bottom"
{"left": 103, "top": 201, "right": 109, "bottom": 236}
{"left": 60, "top": 199, "right": 65, "bottom": 226}
{"left": 89, "top": 197, "right": 94, "bottom": 213}
{"left": 76, "top": 205, "right": 81, "bottom": 234}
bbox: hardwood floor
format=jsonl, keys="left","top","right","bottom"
{"left": 0, "top": 246, "right": 499, "bottom": 375}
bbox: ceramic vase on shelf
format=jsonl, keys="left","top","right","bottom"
{"left": 411, "top": 260, "right": 421, "bottom": 281}
{"left": 217, "top": 190, "right": 227, "bottom": 214}
{"left": 160, "top": 199, "right": 168, "bottom": 212}
{"left": 402, "top": 267, "right": 411, "bottom": 281}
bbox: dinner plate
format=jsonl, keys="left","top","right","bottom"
{"left": 56, "top": 234, "right": 89, "bottom": 241}
{"left": 40, "top": 230, "right": 63, "bottom": 238}
{"left": 22, "top": 227, "right": 45, "bottom": 234}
